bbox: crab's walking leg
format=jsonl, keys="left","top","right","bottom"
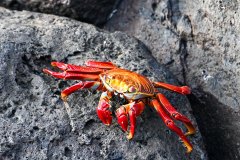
{"left": 116, "top": 101, "right": 145, "bottom": 139}
{"left": 97, "top": 91, "right": 113, "bottom": 126}
{"left": 50, "top": 62, "right": 104, "bottom": 73}
{"left": 43, "top": 60, "right": 116, "bottom": 81}
{"left": 86, "top": 60, "right": 117, "bottom": 69}
{"left": 153, "top": 82, "right": 191, "bottom": 95}
{"left": 151, "top": 99, "right": 193, "bottom": 153}
{"left": 61, "top": 81, "right": 102, "bottom": 101}
{"left": 43, "top": 69, "right": 100, "bottom": 81}
{"left": 156, "top": 93, "right": 195, "bottom": 136}
{"left": 127, "top": 101, "right": 145, "bottom": 139}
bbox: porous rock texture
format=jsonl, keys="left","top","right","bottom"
{"left": 0, "top": 7, "right": 207, "bottom": 160}
{"left": 105, "top": 0, "right": 240, "bottom": 159}
{"left": 0, "top": 0, "right": 120, "bottom": 26}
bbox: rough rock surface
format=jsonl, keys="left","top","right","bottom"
{"left": 0, "top": 7, "right": 207, "bottom": 160}
{"left": 105, "top": 0, "right": 240, "bottom": 159}
{"left": 0, "top": 0, "right": 120, "bottom": 26}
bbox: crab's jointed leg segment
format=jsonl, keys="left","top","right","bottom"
{"left": 43, "top": 61, "right": 106, "bottom": 81}
{"left": 43, "top": 69, "right": 100, "bottom": 81}
{"left": 151, "top": 99, "right": 193, "bottom": 153}
{"left": 51, "top": 61, "right": 104, "bottom": 73}
{"left": 61, "top": 81, "right": 102, "bottom": 101}
{"left": 97, "top": 91, "right": 113, "bottom": 126}
{"left": 115, "top": 101, "right": 145, "bottom": 139}
{"left": 115, "top": 105, "right": 128, "bottom": 132}
{"left": 153, "top": 82, "right": 191, "bottom": 95}
{"left": 86, "top": 60, "right": 117, "bottom": 69}
{"left": 156, "top": 93, "right": 196, "bottom": 136}
{"left": 127, "top": 101, "right": 145, "bottom": 139}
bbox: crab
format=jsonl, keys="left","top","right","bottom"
{"left": 43, "top": 60, "right": 196, "bottom": 153}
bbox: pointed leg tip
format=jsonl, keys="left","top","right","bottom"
{"left": 61, "top": 93, "right": 68, "bottom": 101}
{"left": 43, "top": 68, "right": 47, "bottom": 73}
{"left": 181, "top": 139, "right": 193, "bottom": 153}
{"left": 185, "top": 132, "right": 191, "bottom": 136}
{"left": 51, "top": 62, "right": 57, "bottom": 67}
{"left": 127, "top": 133, "right": 133, "bottom": 140}
{"left": 181, "top": 86, "right": 191, "bottom": 94}
{"left": 183, "top": 123, "right": 196, "bottom": 136}
{"left": 185, "top": 130, "right": 196, "bottom": 136}
{"left": 186, "top": 144, "right": 193, "bottom": 154}
{"left": 43, "top": 68, "right": 51, "bottom": 75}
{"left": 105, "top": 123, "right": 111, "bottom": 126}
{"left": 186, "top": 148, "right": 193, "bottom": 154}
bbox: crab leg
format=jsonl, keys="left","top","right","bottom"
{"left": 127, "top": 101, "right": 145, "bottom": 139}
{"left": 150, "top": 99, "right": 193, "bottom": 153}
{"left": 97, "top": 91, "right": 113, "bottom": 126}
{"left": 156, "top": 93, "right": 195, "bottom": 136}
{"left": 116, "top": 101, "right": 145, "bottom": 139}
{"left": 153, "top": 82, "right": 191, "bottom": 95}
{"left": 43, "top": 69, "right": 100, "bottom": 81}
{"left": 61, "top": 81, "right": 102, "bottom": 101}
{"left": 115, "top": 104, "right": 129, "bottom": 132}
{"left": 86, "top": 60, "right": 117, "bottom": 69}
{"left": 50, "top": 61, "right": 104, "bottom": 73}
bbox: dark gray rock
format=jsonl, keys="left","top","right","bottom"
{"left": 0, "top": 7, "right": 207, "bottom": 160}
{"left": 105, "top": 0, "right": 240, "bottom": 159}
{"left": 0, "top": 0, "right": 120, "bottom": 26}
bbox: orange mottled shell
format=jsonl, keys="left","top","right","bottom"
{"left": 99, "top": 68, "right": 154, "bottom": 99}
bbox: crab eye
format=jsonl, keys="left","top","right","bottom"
{"left": 103, "top": 76, "right": 110, "bottom": 84}
{"left": 128, "top": 86, "right": 137, "bottom": 92}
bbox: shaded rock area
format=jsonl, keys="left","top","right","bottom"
{"left": 0, "top": 7, "right": 207, "bottom": 160}
{"left": 105, "top": 0, "right": 240, "bottom": 159}
{"left": 0, "top": 0, "right": 120, "bottom": 26}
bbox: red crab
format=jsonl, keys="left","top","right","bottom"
{"left": 43, "top": 60, "right": 196, "bottom": 153}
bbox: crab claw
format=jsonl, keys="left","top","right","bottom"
{"left": 97, "top": 98, "right": 112, "bottom": 126}
{"left": 116, "top": 107, "right": 128, "bottom": 132}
